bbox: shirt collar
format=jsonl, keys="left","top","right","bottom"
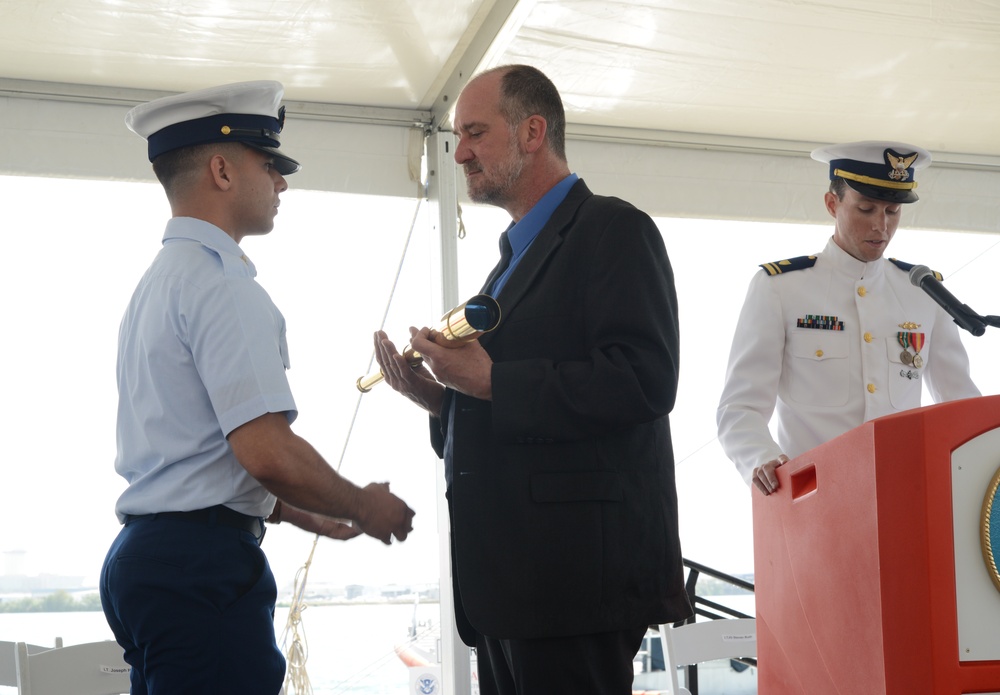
{"left": 825, "top": 235, "right": 884, "bottom": 280}
{"left": 163, "top": 217, "right": 256, "bottom": 277}
{"left": 507, "top": 173, "right": 579, "bottom": 258}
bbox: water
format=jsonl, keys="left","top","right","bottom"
{"left": 1, "top": 595, "right": 758, "bottom": 694}
{"left": 0, "top": 601, "right": 438, "bottom": 694}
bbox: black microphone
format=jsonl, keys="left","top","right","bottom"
{"left": 908, "top": 265, "right": 986, "bottom": 337}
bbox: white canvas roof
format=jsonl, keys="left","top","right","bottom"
{"left": 2, "top": 0, "right": 999, "bottom": 231}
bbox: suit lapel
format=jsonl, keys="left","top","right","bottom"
{"left": 479, "top": 229, "right": 514, "bottom": 295}
{"left": 480, "top": 179, "right": 593, "bottom": 348}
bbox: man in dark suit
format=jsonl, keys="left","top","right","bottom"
{"left": 373, "top": 64, "right": 691, "bottom": 694}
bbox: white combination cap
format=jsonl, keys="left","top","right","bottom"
{"left": 125, "top": 80, "right": 300, "bottom": 175}
{"left": 811, "top": 140, "right": 931, "bottom": 203}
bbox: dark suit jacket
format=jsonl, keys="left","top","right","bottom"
{"left": 432, "top": 179, "right": 692, "bottom": 645}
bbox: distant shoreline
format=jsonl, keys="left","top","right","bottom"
{"left": 276, "top": 597, "right": 441, "bottom": 608}
{"left": 0, "top": 590, "right": 442, "bottom": 614}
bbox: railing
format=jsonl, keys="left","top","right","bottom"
{"left": 676, "top": 558, "right": 756, "bottom": 695}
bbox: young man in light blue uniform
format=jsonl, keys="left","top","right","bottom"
{"left": 100, "top": 81, "right": 416, "bottom": 694}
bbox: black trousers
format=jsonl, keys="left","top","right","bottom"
{"left": 475, "top": 625, "right": 649, "bottom": 695}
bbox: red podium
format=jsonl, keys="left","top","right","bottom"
{"left": 753, "top": 395, "right": 1000, "bottom": 694}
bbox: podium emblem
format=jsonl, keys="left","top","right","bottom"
{"left": 983, "top": 464, "right": 1000, "bottom": 594}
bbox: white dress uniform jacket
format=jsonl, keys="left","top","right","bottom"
{"left": 717, "top": 237, "right": 980, "bottom": 485}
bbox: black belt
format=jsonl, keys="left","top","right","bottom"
{"left": 125, "top": 505, "right": 265, "bottom": 540}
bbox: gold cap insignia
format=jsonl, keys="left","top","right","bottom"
{"left": 887, "top": 151, "right": 919, "bottom": 181}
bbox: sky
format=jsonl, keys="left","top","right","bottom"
{"left": 2, "top": 173, "right": 999, "bottom": 597}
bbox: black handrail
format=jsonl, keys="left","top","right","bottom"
{"left": 676, "top": 558, "right": 757, "bottom": 695}
{"left": 684, "top": 558, "right": 756, "bottom": 593}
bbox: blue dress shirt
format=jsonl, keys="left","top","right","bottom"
{"left": 487, "top": 173, "right": 579, "bottom": 296}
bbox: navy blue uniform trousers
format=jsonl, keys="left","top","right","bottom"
{"left": 100, "top": 514, "right": 285, "bottom": 694}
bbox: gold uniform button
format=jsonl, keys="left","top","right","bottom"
{"left": 867, "top": 383, "right": 876, "bottom": 394}
{"left": 815, "top": 350, "right": 824, "bottom": 358}
{"left": 864, "top": 332, "right": 873, "bottom": 343}
{"left": 858, "top": 286, "right": 867, "bottom": 297}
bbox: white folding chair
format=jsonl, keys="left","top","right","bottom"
{"left": 0, "top": 640, "right": 61, "bottom": 688}
{"left": 658, "top": 617, "right": 757, "bottom": 695}
{"left": 15, "top": 640, "right": 130, "bottom": 695}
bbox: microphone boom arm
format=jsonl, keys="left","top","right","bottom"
{"left": 908, "top": 264, "right": 989, "bottom": 337}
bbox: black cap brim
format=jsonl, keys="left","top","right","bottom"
{"left": 247, "top": 144, "right": 301, "bottom": 176}
{"left": 844, "top": 179, "right": 918, "bottom": 204}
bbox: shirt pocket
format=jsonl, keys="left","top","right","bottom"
{"left": 785, "top": 330, "right": 850, "bottom": 407}
{"left": 885, "top": 338, "right": 922, "bottom": 409}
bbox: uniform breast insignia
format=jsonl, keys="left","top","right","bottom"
{"left": 897, "top": 332, "right": 926, "bottom": 368}
{"left": 797, "top": 315, "right": 844, "bottom": 330}
{"left": 760, "top": 255, "right": 818, "bottom": 276}
{"left": 898, "top": 321, "right": 921, "bottom": 330}
{"left": 889, "top": 258, "right": 943, "bottom": 281}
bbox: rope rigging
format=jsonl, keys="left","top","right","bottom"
{"left": 280, "top": 180, "right": 451, "bottom": 694}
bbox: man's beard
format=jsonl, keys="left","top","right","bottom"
{"left": 466, "top": 142, "right": 525, "bottom": 206}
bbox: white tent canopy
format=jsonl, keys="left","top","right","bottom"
{"left": 2, "top": 2, "right": 999, "bottom": 693}
{"left": 3, "top": 0, "right": 1000, "bottom": 231}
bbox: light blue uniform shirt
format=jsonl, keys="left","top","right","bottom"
{"left": 114, "top": 217, "right": 297, "bottom": 522}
